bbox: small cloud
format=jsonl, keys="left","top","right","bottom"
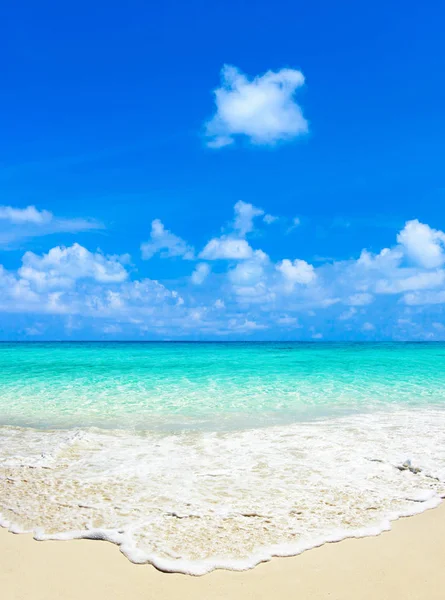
{"left": 0, "top": 205, "right": 52, "bottom": 224}
{"left": 286, "top": 216, "right": 301, "bottom": 234}
{"left": 141, "top": 219, "right": 194, "bottom": 260}
{"left": 263, "top": 214, "right": 278, "bottom": 224}
{"left": 312, "top": 332, "right": 323, "bottom": 339}
{"left": 233, "top": 200, "right": 264, "bottom": 237}
{"left": 347, "top": 293, "right": 374, "bottom": 306}
{"left": 339, "top": 307, "right": 357, "bottom": 321}
{"left": 228, "top": 318, "right": 268, "bottom": 332}
{"left": 397, "top": 318, "right": 413, "bottom": 326}
{"left": 65, "top": 316, "right": 82, "bottom": 333}
{"left": 205, "top": 64, "right": 308, "bottom": 148}
{"left": 214, "top": 298, "right": 225, "bottom": 309}
{"left": 24, "top": 322, "right": 45, "bottom": 336}
{"left": 191, "top": 263, "right": 211, "bottom": 285}
{"left": 276, "top": 315, "right": 301, "bottom": 327}
{"left": 200, "top": 237, "right": 254, "bottom": 260}
{"left": 102, "top": 324, "right": 122, "bottom": 334}
{"left": 362, "top": 322, "right": 375, "bottom": 332}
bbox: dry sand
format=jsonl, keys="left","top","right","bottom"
{"left": 1, "top": 503, "right": 444, "bottom": 600}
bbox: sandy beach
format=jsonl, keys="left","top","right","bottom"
{"left": 1, "top": 503, "right": 444, "bottom": 600}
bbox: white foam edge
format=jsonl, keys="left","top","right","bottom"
{"left": 0, "top": 495, "right": 442, "bottom": 576}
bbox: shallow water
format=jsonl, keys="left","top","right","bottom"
{"left": 1, "top": 342, "right": 445, "bottom": 574}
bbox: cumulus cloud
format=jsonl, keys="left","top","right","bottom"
{"left": 141, "top": 219, "right": 194, "bottom": 260}
{"left": 199, "top": 238, "right": 254, "bottom": 260}
{"left": 19, "top": 243, "right": 129, "bottom": 290}
{"left": 263, "top": 214, "right": 278, "bottom": 224}
{"left": 0, "top": 258, "right": 185, "bottom": 329}
{"left": 0, "top": 205, "right": 103, "bottom": 247}
{"left": 3, "top": 212, "right": 445, "bottom": 340}
{"left": 357, "top": 247, "right": 403, "bottom": 271}
{"left": 397, "top": 219, "right": 445, "bottom": 269}
{"left": 233, "top": 200, "right": 264, "bottom": 236}
{"left": 229, "top": 251, "right": 269, "bottom": 287}
{"left": 191, "top": 263, "right": 211, "bottom": 285}
{"left": 344, "top": 220, "right": 445, "bottom": 307}
{"left": 199, "top": 201, "right": 268, "bottom": 261}
{"left": 276, "top": 259, "right": 316, "bottom": 290}
{"left": 376, "top": 270, "right": 445, "bottom": 294}
{"left": 205, "top": 65, "right": 308, "bottom": 147}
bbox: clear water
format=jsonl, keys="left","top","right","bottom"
{"left": 1, "top": 342, "right": 445, "bottom": 429}
{"left": 1, "top": 342, "right": 445, "bottom": 574}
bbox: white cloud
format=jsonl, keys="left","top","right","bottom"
{"left": 276, "top": 315, "right": 301, "bottom": 326}
{"left": 24, "top": 323, "right": 45, "bottom": 336}
{"left": 347, "top": 292, "right": 374, "bottom": 306}
{"left": 403, "top": 290, "right": 445, "bottom": 305}
{"left": 233, "top": 200, "right": 264, "bottom": 236}
{"left": 0, "top": 252, "right": 190, "bottom": 331}
{"left": 199, "top": 201, "right": 267, "bottom": 261}
{"left": 0, "top": 205, "right": 52, "bottom": 224}
{"left": 231, "top": 282, "right": 276, "bottom": 304}
{"left": 276, "top": 258, "right": 316, "bottom": 290}
{"left": 102, "top": 324, "right": 122, "bottom": 334}
{"left": 339, "top": 307, "right": 357, "bottom": 321}
{"left": 4, "top": 211, "right": 445, "bottom": 340}
{"left": 376, "top": 270, "right": 445, "bottom": 294}
{"left": 263, "top": 214, "right": 278, "bottom": 224}
{"left": 286, "top": 216, "right": 301, "bottom": 233}
{"left": 141, "top": 219, "right": 194, "bottom": 260}
{"left": 397, "top": 220, "right": 445, "bottom": 269}
{"left": 19, "top": 243, "right": 129, "bottom": 290}
{"left": 227, "top": 318, "right": 268, "bottom": 332}
{"left": 229, "top": 251, "right": 269, "bottom": 286}
{"left": 357, "top": 247, "right": 403, "bottom": 272}
{"left": 199, "top": 237, "right": 254, "bottom": 260}
{"left": 205, "top": 65, "right": 308, "bottom": 147}
{"left": 191, "top": 263, "right": 211, "bottom": 285}
{"left": 0, "top": 205, "right": 103, "bottom": 247}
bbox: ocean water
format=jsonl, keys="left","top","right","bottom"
{"left": 1, "top": 342, "right": 445, "bottom": 574}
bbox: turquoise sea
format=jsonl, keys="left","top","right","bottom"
{"left": 1, "top": 342, "right": 445, "bottom": 574}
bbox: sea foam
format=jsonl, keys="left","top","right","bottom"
{"left": 1, "top": 408, "right": 445, "bottom": 575}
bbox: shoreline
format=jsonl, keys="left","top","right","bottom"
{"left": 1, "top": 503, "right": 445, "bottom": 599}
{"left": 1, "top": 492, "right": 441, "bottom": 575}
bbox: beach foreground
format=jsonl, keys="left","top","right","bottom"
{"left": 1, "top": 503, "right": 444, "bottom": 600}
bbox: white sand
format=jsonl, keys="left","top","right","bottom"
{"left": 1, "top": 503, "right": 444, "bottom": 599}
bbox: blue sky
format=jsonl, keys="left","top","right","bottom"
{"left": 1, "top": 0, "right": 445, "bottom": 340}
